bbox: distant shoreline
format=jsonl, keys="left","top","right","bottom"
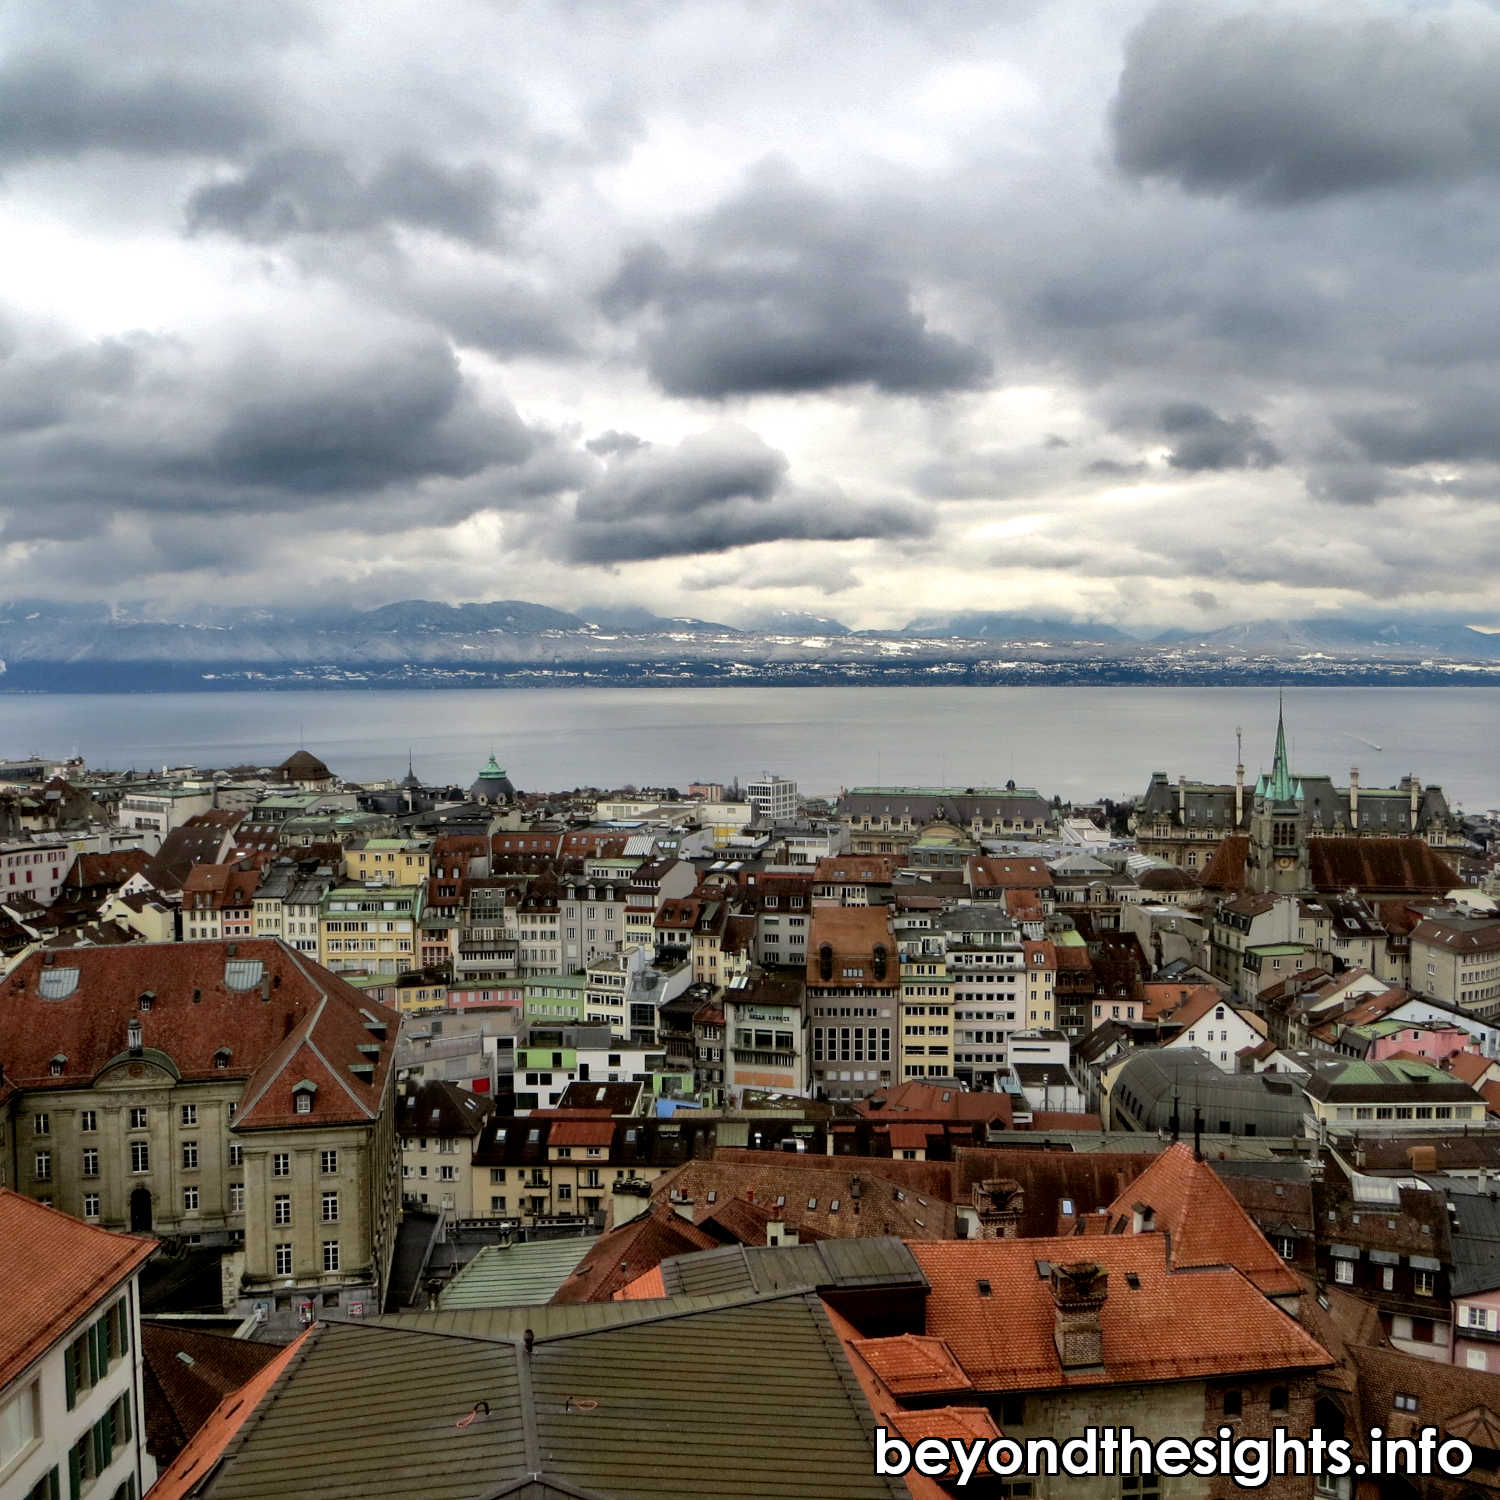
{"left": 5, "top": 662, "right": 1500, "bottom": 692}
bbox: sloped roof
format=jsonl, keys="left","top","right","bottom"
{"left": 848, "top": 1334, "right": 972, "bottom": 1396}
{"left": 147, "top": 1332, "right": 310, "bottom": 1500}
{"left": 1308, "top": 838, "right": 1460, "bottom": 896}
{"left": 1199, "top": 835, "right": 1250, "bottom": 892}
{"left": 1106, "top": 1143, "right": 1303, "bottom": 1297}
{"left": 139, "top": 1321, "right": 283, "bottom": 1465}
{"left": 0, "top": 1190, "right": 155, "bottom": 1393}
{"left": 1, "top": 940, "right": 397, "bottom": 1129}
{"left": 438, "top": 1236, "right": 599, "bottom": 1310}
{"left": 186, "top": 1294, "right": 907, "bottom": 1500}
{"left": 911, "top": 1235, "right": 1331, "bottom": 1391}
{"left": 549, "top": 1206, "right": 719, "bottom": 1304}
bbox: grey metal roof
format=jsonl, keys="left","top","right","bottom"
{"left": 658, "top": 1235, "right": 928, "bottom": 1299}
{"left": 1448, "top": 1190, "right": 1500, "bottom": 1297}
{"left": 199, "top": 1293, "right": 906, "bottom": 1500}
{"left": 438, "top": 1237, "right": 600, "bottom": 1310}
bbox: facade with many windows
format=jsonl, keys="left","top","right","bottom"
{"left": 0, "top": 1192, "right": 156, "bottom": 1500}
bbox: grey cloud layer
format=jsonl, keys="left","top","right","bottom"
{"left": 6, "top": 0, "right": 1500, "bottom": 626}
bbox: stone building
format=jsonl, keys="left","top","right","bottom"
{"left": 0, "top": 940, "right": 401, "bottom": 1328}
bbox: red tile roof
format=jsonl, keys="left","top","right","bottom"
{"left": 1105, "top": 1142, "right": 1302, "bottom": 1297}
{"left": 1308, "top": 838, "right": 1460, "bottom": 896}
{"left": 549, "top": 1120, "right": 617, "bottom": 1148}
{"left": 847, "top": 1334, "right": 973, "bottom": 1396}
{"left": 911, "top": 1235, "right": 1331, "bottom": 1391}
{"left": 1199, "top": 834, "right": 1250, "bottom": 892}
{"left": 858, "top": 1081, "right": 1013, "bottom": 1126}
{"left": 0, "top": 1190, "right": 156, "bottom": 1393}
{"left": 147, "top": 1331, "right": 311, "bottom": 1500}
{"left": 1, "top": 940, "right": 397, "bottom": 1130}
{"left": 969, "top": 857, "right": 1053, "bottom": 891}
{"left": 549, "top": 1206, "right": 719, "bottom": 1304}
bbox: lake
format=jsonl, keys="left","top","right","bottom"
{"left": 3, "top": 685, "right": 1498, "bottom": 811}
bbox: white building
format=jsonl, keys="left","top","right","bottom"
{"left": 0, "top": 1192, "right": 156, "bottom": 1500}
{"left": 747, "top": 775, "right": 799, "bottom": 825}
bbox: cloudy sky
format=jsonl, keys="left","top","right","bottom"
{"left": 3, "top": 0, "right": 1498, "bottom": 631}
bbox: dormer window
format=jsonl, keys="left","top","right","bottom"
{"left": 49, "top": 1054, "right": 66, "bottom": 1076}
{"left": 292, "top": 1081, "right": 317, "bottom": 1114}
{"left": 127, "top": 1019, "right": 143, "bottom": 1053}
{"left": 214, "top": 1048, "right": 232, "bottom": 1069}
{"left": 139, "top": 992, "right": 154, "bottom": 1012}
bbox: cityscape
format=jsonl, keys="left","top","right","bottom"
{"left": 4, "top": 706, "right": 1500, "bottom": 1496}
{"left": 6, "top": 0, "right": 1500, "bottom": 1496}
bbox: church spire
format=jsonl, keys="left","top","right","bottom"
{"left": 1267, "top": 692, "right": 1295, "bottom": 802}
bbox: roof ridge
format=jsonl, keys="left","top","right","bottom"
{"left": 233, "top": 996, "right": 326, "bottom": 1122}
{"left": 303, "top": 1027, "right": 375, "bottom": 1120}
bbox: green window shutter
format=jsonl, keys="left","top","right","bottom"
{"left": 86, "top": 1322, "right": 101, "bottom": 1384}
{"left": 119, "top": 1389, "right": 132, "bottom": 1444}
{"left": 64, "top": 1342, "right": 77, "bottom": 1408}
{"left": 94, "top": 1416, "right": 110, "bottom": 1474}
{"left": 67, "top": 1442, "right": 81, "bottom": 1500}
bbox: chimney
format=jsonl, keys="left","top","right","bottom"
{"left": 766, "top": 1218, "right": 787, "bottom": 1246}
{"left": 1050, "top": 1262, "right": 1108, "bottom": 1369}
{"left": 1130, "top": 1201, "right": 1155, "bottom": 1234}
{"left": 1349, "top": 768, "right": 1359, "bottom": 830}
{"left": 1177, "top": 776, "right": 1187, "bottom": 821}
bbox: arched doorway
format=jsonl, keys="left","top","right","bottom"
{"left": 129, "top": 1187, "right": 152, "bottom": 1233}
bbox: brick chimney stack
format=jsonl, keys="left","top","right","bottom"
{"left": 1050, "top": 1262, "right": 1108, "bottom": 1370}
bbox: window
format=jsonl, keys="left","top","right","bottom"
{"left": 77, "top": 1145, "right": 99, "bottom": 1178}
{"left": 1333, "top": 1258, "right": 1354, "bottom": 1285}
{"left": 181, "top": 1141, "right": 198, "bottom": 1170}
{"left": 229, "top": 1183, "right": 245, "bottom": 1213}
{"left": 83, "top": 1194, "right": 100, "bottom": 1220}
{"left": 129, "top": 1107, "right": 148, "bottom": 1130}
{"left": 80, "top": 1110, "right": 97, "bottom": 1133}
{"left": 183, "top": 1185, "right": 199, "bottom": 1212}
{"left": 1415, "top": 1270, "right": 1435, "bottom": 1297}
{"left": 274, "top": 1195, "right": 292, "bottom": 1225}
{"left": 1270, "top": 1385, "right": 1289, "bottom": 1413}
{"left": 320, "top": 1150, "right": 338, "bottom": 1174}
{"left": 321, "top": 1192, "right": 339, "bottom": 1222}
{"left": 180, "top": 1104, "right": 197, "bottom": 1126}
{"left": 33, "top": 1113, "right": 50, "bottom": 1136}
{"left": 274, "top": 1244, "right": 292, "bottom": 1277}
{"left": 0, "top": 1380, "right": 38, "bottom": 1470}
{"left": 1222, "top": 1390, "right": 1242, "bottom": 1418}
{"left": 272, "top": 1152, "right": 290, "bottom": 1178}
{"left": 1394, "top": 1393, "right": 1419, "bottom": 1413}
{"left": 322, "top": 1241, "right": 340, "bottom": 1273}
{"left": 229, "top": 1143, "right": 243, "bottom": 1167}
{"left": 294, "top": 1093, "right": 312, "bottom": 1115}
{"left": 1120, "top": 1474, "right": 1160, "bottom": 1500}
{"left": 1465, "top": 1305, "right": 1492, "bottom": 1330}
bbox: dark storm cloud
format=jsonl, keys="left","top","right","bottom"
{"left": 0, "top": 54, "right": 266, "bottom": 164}
{"left": 559, "top": 426, "right": 932, "bottom": 562}
{"left": 0, "top": 324, "right": 557, "bottom": 541}
{"left": 194, "top": 339, "right": 533, "bottom": 493}
{"left": 1112, "top": 3, "right": 1500, "bottom": 204}
{"left": 1159, "top": 402, "right": 1281, "bottom": 471}
{"left": 187, "top": 146, "right": 520, "bottom": 245}
{"left": 600, "top": 168, "right": 990, "bottom": 398}
{"left": 1335, "top": 393, "right": 1500, "bottom": 469}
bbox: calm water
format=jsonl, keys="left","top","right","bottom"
{"left": 3, "top": 685, "right": 1499, "bottom": 810}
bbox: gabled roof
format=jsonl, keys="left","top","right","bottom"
{"left": 0, "top": 940, "right": 397, "bottom": 1129}
{"left": 549, "top": 1206, "right": 719, "bottom": 1304}
{"left": 1308, "top": 838, "right": 1460, "bottom": 896}
{"left": 1105, "top": 1142, "right": 1303, "bottom": 1297}
{"left": 911, "top": 1235, "right": 1330, "bottom": 1391}
{"left": 0, "top": 1190, "right": 155, "bottom": 1393}
{"left": 178, "top": 1293, "right": 907, "bottom": 1500}
{"left": 848, "top": 1334, "right": 972, "bottom": 1396}
{"left": 140, "top": 1321, "right": 284, "bottom": 1465}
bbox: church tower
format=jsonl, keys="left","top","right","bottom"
{"left": 1246, "top": 697, "right": 1310, "bottom": 894}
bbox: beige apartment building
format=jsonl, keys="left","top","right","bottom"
{"left": 397, "top": 1078, "right": 493, "bottom": 1218}
{"left": 318, "top": 882, "right": 423, "bottom": 977}
{"left": 345, "top": 838, "right": 431, "bottom": 886}
{"left": 0, "top": 941, "right": 402, "bottom": 1330}
{"left": 1411, "top": 916, "right": 1500, "bottom": 1019}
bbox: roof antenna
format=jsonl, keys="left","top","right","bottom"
{"left": 1192, "top": 1106, "right": 1204, "bottom": 1162}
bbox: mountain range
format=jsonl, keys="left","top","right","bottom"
{"left": 2, "top": 598, "right": 1499, "bottom": 690}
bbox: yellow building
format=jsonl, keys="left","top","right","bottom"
{"left": 898, "top": 944, "right": 954, "bottom": 1080}
{"left": 318, "top": 883, "right": 423, "bottom": 977}
{"left": 345, "top": 839, "right": 431, "bottom": 886}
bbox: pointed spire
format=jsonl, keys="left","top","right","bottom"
{"left": 1267, "top": 691, "right": 1296, "bottom": 802}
